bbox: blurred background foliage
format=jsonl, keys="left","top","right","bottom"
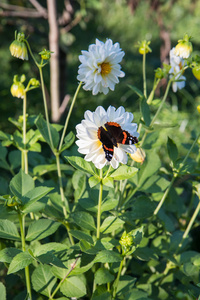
{"left": 0, "top": 0, "right": 200, "bottom": 159}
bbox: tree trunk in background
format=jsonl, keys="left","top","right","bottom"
{"left": 47, "top": 0, "right": 60, "bottom": 122}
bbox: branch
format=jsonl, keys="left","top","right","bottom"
{"left": 0, "top": 2, "right": 47, "bottom": 18}
{"left": 28, "top": 0, "right": 48, "bottom": 18}
{"left": 59, "top": 94, "right": 70, "bottom": 115}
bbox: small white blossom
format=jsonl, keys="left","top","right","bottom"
{"left": 169, "top": 47, "right": 186, "bottom": 92}
{"left": 77, "top": 39, "right": 125, "bottom": 95}
{"left": 76, "top": 106, "right": 139, "bottom": 169}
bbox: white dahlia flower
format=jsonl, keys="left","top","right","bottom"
{"left": 75, "top": 106, "right": 139, "bottom": 169}
{"left": 169, "top": 47, "right": 186, "bottom": 93}
{"left": 77, "top": 39, "right": 125, "bottom": 95}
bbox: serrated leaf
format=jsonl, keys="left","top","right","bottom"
{"left": 26, "top": 219, "right": 61, "bottom": 241}
{"left": 95, "top": 268, "right": 115, "bottom": 284}
{"left": 70, "top": 230, "right": 94, "bottom": 244}
{"left": 65, "top": 156, "right": 97, "bottom": 176}
{"left": 72, "top": 171, "right": 86, "bottom": 201}
{"left": 0, "top": 248, "right": 22, "bottom": 263}
{"left": 72, "top": 211, "right": 96, "bottom": 231}
{"left": 32, "top": 264, "right": 57, "bottom": 297}
{"left": 8, "top": 251, "right": 34, "bottom": 274}
{"left": 0, "top": 219, "right": 20, "bottom": 241}
{"left": 0, "top": 282, "right": 6, "bottom": 300}
{"left": 22, "top": 186, "right": 54, "bottom": 210}
{"left": 94, "top": 250, "right": 122, "bottom": 263}
{"left": 167, "top": 137, "right": 178, "bottom": 163}
{"left": 140, "top": 97, "right": 151, "bottom": 126}
{"left": 60, "top": 275, "right": 87, "bottom": 298}
{"left": 60, "top": 131, "right": 75, "bottom": 153}
{"left": 110, "top": 165, "right": 138, "bottom": 180}
{"left": 100, "top": 216, "right": 124, "bottom": 234}
{"left": 10, "top": 169, "right": 34, "bottom": 199}
{"left": 35, "top": 114, "right": 59, "bottom": 149}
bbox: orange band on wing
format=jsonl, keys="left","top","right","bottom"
{"left": 103, "top": 145, "right": 114, "bottom": 152}
{"left": 121, "top": 132, "right": 127, "bottom": 144}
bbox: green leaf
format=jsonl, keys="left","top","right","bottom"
{"left": 22, "top": 186, "right": 54, "bottom": 211}
{"left": 110, "top": 165, "right": 138, "bottom": 180}
{"left": 116, "top": 275, "right": 136, "bottom": 296}
{"left": 0, "top": 248, "right": 22, "bottom": 263}
{"left": 10, "top": 169, "right": 35, "bottom": 199}
{"left": 94, "top": 250, "right": 122, "bottom": 263}
{"left": 167, "top": 137, "right": 178, "bottom": 163}
{"left": 92, "top": 286, "right": 112, "bottom": 300}
{"left": 8, "top": 251, "right": 34, "bottom": 274}
{"left": 35, "top": 114, "right": 59, "bottom": 149}
{"left": 60, "top": 275, "right": 87, "bottom": 298}
{"left": 89, "top": 175, "right": 101, "bottom": 188}
{"left": 60, "top": 131, "right": 75, "bottom": 153}
{"left": 26, "top": 219, "right": 61, "bottom": 241}
{"left": 0, "top": 219, "right": 20, "bottom": 241}
{"left": 33, "top": 163, "right": 73, "bottom": 176}
{"left": 65, "top": 156, "right": 97, "bottom": 175}
{"left": 124, "top": 196, "right": 155, "bottom": 220}
{"left": 127, "top": 84, "right": 143, "bottom": 97}
{"left": 140, "top": 97, "right": 151, "bottom": 126}
{"left": 101, "top": 197, "right": 118, "bottom": 212}
{"left": 70, "top": 230, "right": 94, "bottom": 244}
{"left": 32, "top": 264, "right": 57, "bottom": 297}
{"left": 72, "top": 171, "right": 86, "bottom": 201}
{"left": 72, "top": 211, "right": 96, "bottom": 231}
{"left": 102, "top": 177, "right": 114, "bottom": 188}
{"left": 95, "top": 268, "right": 115, "bottom": 284}
{"left": 8, "top": 150, "right": 21, "bottom": 170}
{"left": 100, "top": 216, "right": 125, "bottom": 234}
{"left": 139, "top": 175, "right": 170, "bottom": 193}
{"left": 0, "top": 282, "right": 6, "bottom": 300}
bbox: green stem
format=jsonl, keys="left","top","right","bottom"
{"left": 150, "top": 78, "right": 172, "bottom": 126}
{"left": 18, "top": 212, "right": 32, "bottom": 300}
{"left": 96, "top": 169, "right": 103, "bottom": 239}
{"left": 49, "top": 254, "right": 80, "bottom": 299}
{"left": 22, "top": 92, "right": 28, "bottom": 174}
{"left": 113, "top": 258, "right": 124, "bottom": 298}
{"left": 154, "top": 176, "right": 176, "bottom": 216}
{"left": 38, "top": 66, "right": 54, "bottom": 150}
{"left": 179, "top": 199, "right": 200, "bottom": 249}
{"left": 143, "top": 52, "right": 147, "bottom": 98}
{"left": 55, "top": 152, "right": 67, "bottom": 219}
{"left": 58, "top": 81, "right": 82, "bottom": 152}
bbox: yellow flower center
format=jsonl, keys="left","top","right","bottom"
{"left": 100, "top": 62, "right": 112, "bottom": 76}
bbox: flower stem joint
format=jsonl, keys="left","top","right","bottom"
{"left": 9, "top": 31, "right": 28, "bottom": 60}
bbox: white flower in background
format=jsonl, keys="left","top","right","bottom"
{"left": 76, "top": 106, "right": 139, "bottom": 169}
{"left": 77, "top": 39, "right": 125, "bottom": 95}
{"left": 169, "top": 47, "right": 186, "bottom": 93}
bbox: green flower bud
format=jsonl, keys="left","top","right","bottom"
{"left": 10, "top": 75, "right": 25, "bottom": 99}
{"left": 9, "top": 32, "right": 28, "bottom": 60}
{"left": 136, "top": 40, "right": 152, "bottom": 55}
{"left": 39, "top": 49, "right": 53, "bottom": 60}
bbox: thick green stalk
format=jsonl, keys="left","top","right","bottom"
{"left": 96, "top": 169, "right": 103, "bottom": 239}
{"left": 143, "top": 52, "right": 147, "bottom": 99}
{"left": 58, "top": 81, "right": 82, "bottom": 151}
{"left": 55, "top": 152, "right": 67, "bottom": 218}
{"left": 22, "top": 92, "right": 28, "bottom": 174}
{"left": 18, "top": 213, "right": 32, "bottom": 300}
{"left": 38, "top": 66, "right": 54, "bottom": 150}
{"left": 113, "top": 258, "right": 124, "bottom": 298}
{"left": 179, "top": 199, "right": 200, "bottom": 249}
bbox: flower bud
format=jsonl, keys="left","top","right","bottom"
{"left": 197, "top": 105, "right": 200, "bottom": 113}
{"left": 9, "top": 32, "right": 28, "bottom": 60}
{"left": 174, "top": 34, "right": 193, "bottom": 59}
{"left": 130, "top": 148, "right": 146, "bottom": 164}
{"left": 39, "top": 49, "right": 53, "bottom": 60}
{"left": 119, "top": 231, "right": 134, "bottom": 255}
{"left": 10, "top": 75, "right": 25, "bottom": 99}
{"left": 137, "top": 40, "right": 152, "bottom": 55}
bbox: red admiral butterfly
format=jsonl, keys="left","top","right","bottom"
{"left": 97, "top": 122, "right": 138, "bottom": 161}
